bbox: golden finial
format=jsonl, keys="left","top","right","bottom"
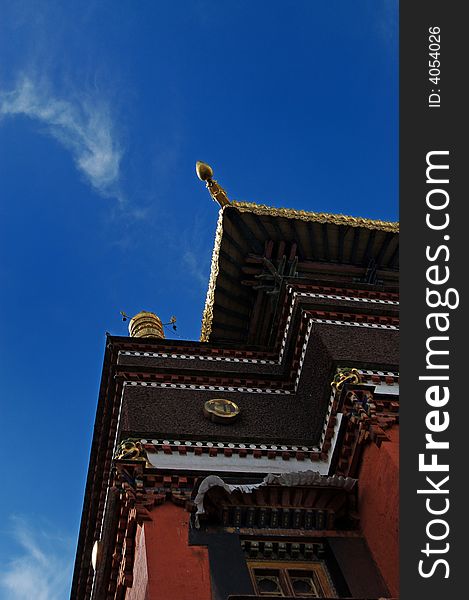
{"left": 127, "top": 311, "right": 165, "bottom": 339}
{"left": 196, "top": 161, "right": 231, "bottom": 207}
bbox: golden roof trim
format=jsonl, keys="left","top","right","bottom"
{"left": 200, "top": 208, "right": 224, "bottom": 342}
{"left": 200, "top": 202, "right": 399, "bottom": 342}
{"left": 231, "top": 201, "right": 399, "bottom": 232}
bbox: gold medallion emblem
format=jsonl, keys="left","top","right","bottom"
{"left": 204, "top": 398, "right": 240, "bottom": 423}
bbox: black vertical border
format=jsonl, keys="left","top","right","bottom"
{"left": 401, "top": 3, "right": 466, "bottom": 599}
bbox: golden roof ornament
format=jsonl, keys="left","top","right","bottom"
{"left": 203, "top": 398, "right": 240, "bottom": 423}
{"left": 113, "top": 438, "right": 152, "bottom": 468}
{"left": 128, "top": 310, "right": 165, "bottom": 339}
{"left": 196, "top": 161, "right": 231, "bottom": 207}
{"left": 331, "top": 368, "right": 361, "bottom": 392}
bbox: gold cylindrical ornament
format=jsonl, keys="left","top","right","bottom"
{"left": 128, "top": 311, "right": 165, "bottom": 339}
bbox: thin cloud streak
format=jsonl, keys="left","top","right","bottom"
{"left": 178, "top": 214, "right": 212, "bottom": 290}
{"left": 0, "top": 75, "right": 123, "bottom": 201}
{"left": 0, "top": 517, "right": 73, "bottom": 600}
{"left": 182, "top": 249, "right": 209, "bottom": 288}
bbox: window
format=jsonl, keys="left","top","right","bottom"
{"left": 253, "top": 569, "right": 283, "bottom": 596}
{"left": 249, "top": 562, "right": 334, "bottom": 597}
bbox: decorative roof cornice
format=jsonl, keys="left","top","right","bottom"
{"left": 193, "top": 471, "right": 358, "bottom": 526}
{"left": 200, "top": 202, "right": 399, "bottom": 341}
{"left": 231, "top": 201, "right": 399, "bottom": 232}
{"left": 201, "top": 208, "right": 224, "bottom": 342}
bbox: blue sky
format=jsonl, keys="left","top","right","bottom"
{"left": 0, "top": 2, "right": 397, "bottom": 598}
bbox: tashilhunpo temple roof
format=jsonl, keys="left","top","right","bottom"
{"left": 201, "top": 201, "right": 399, "bottom": 344}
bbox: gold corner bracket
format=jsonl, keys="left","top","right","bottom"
{"left": 331, "top": 368, "right": 361, "bottom": 392}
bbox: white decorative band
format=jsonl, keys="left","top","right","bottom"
{"left": 119, "top": 351, "right": 276, "bottom": 364}
{"left": 297, "top": 291, "right": 399, "bottom": 305}
{"left": 123, "top": 380, "right": 291, "bottom": 395}
{"left": 309, "top": 318, "right": 398, "bottom": 330}
{"left": 138, "top": 438, "right": 321, "bottom": 453}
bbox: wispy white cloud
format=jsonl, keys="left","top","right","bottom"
{"left": 178, "top": 213, "right": 212, "bottom": 290}
{"left": 0, "top": 75, "right": 123, "bottom": 201}
{"left": 0, "top": 516, "right": 73, "bottom": 600}
{"left": 182, "top": 249, "right": 209, "bottom": 287}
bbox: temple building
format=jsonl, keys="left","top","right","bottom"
{"left": 71, "top": 163, "right": 399, "bottom": 599}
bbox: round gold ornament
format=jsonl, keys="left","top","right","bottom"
{"left": 203, "top": 398, "right": 240, "bottom": 423}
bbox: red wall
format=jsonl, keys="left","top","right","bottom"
{"left": 126, "top": 502, "right": 212, "bottom": 600}
{"left": 359, "top": 426, "right": 399, "bottom": 598}
{"left": 126, "top": 524, "right": 148, "bottom": 600}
